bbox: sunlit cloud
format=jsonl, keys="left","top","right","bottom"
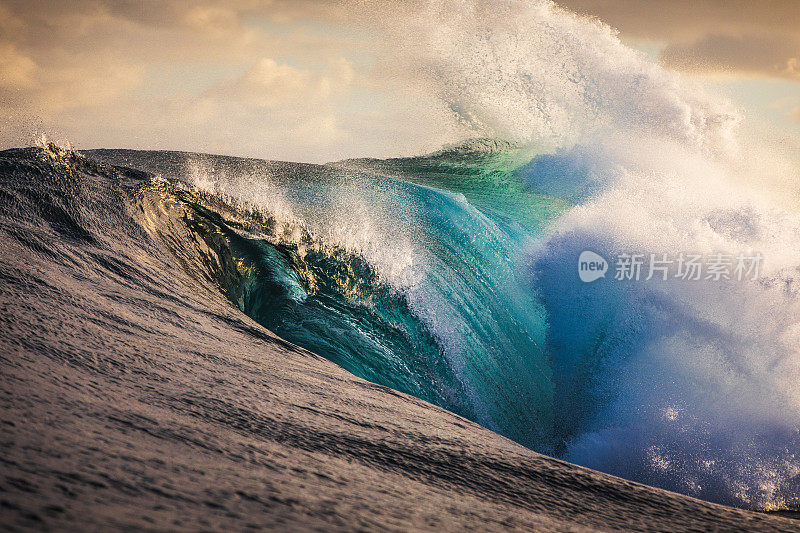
{"left": 205, "top": 57, "right": 355, "bottom": 108}
{"left": 0, "top": 0, "right": 796, "bottom": 161}
{"left": 557, "top": 0, "right": 800, "bottom": 81}
{"left": 660, "top": 34, "right": 800, "bottom": 81}
{"left": 0, "top": 43, "right": 36, "bottom": 90}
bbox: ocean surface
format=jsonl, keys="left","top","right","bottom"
{"left": 3, "top": 0, "right": 800, "bottom": 528}
{"left": 0, "top": 135, "right": 798, "bottom": 508}
{"left": 1, "top": 144, "right": 798, "bottom": 530}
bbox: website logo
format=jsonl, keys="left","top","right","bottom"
{"left": 578, "top": 251, "right": 608, "bottom": 283}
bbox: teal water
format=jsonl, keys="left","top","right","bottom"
{"left": 137, "top": 141, "right": 562, "bottom": 450}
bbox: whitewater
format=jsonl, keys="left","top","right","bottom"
{"left": 2, "top": 0, "right": 800, "bottom": 529}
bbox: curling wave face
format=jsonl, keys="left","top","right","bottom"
{"left": 371, "top": 0, "right": 800, "bottom": 509}
{"left": 90, "top": 146, "right": 557, "bottom": 454}
{"left": 2, "top": 120, "right": 799, "bottom": 513}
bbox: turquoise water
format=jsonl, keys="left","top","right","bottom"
{"left": 141, "top": 142, "right": 562, "bottom": 450}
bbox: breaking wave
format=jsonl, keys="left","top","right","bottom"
{"left": 3, "top": 0, "right": 800, "bottom": 511}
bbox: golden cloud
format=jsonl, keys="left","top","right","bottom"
{"left": 557, "top": 0, "right": 800, "bottom": 80}
{"left": 660, "top": 34, "right": 800, "bottom": 81}
{"left": 0, "top": 43, "right": 36, "bottom": 90}
{"left": 206, "top": 57, "right": 355, "bottom": 108}
{"left": 0, "top": 0, "right": 795, "bottom": 160}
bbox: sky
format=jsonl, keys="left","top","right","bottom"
{"left": 0, "top": 0, "right": 798, "bottom": 162}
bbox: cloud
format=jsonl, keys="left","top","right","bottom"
{"left": 768, "top": 96, "right": 799, "bottom": 110}
{"left": 0, "top": 43, "right": 36, "bottom": 90}
{"left": 0, "top": 0, "right": 477, "bottom": 161}
{"left": 660, "top": 34, "right": 800, "bottom": 81}
{"left": 186, "top": 57, "right": 359, "bottom": 157}
{"left": 556, "top": 0, "right": 800, "bottom": 80}
{"left": 0, "top": 46, "right": 144, "bottom": 115}
{"left": 0, "top": 0, "right": 794, "bottom": 161}
{"left": 206, "top": 57, "right": 354, "bottom": 108}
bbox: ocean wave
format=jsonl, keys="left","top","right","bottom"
{"left": 87, "top": 146, "right": 556, "bottom": 451}
{"left": 5, "top": 0, "right": 800, "bottom": 512}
